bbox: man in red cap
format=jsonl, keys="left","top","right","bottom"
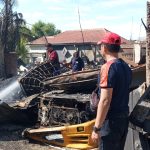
{"left": 46, "top": 43, "right": 60, "bottom": 75}
{"left": 91, "top": 32, "right": 132, "bottom": 150}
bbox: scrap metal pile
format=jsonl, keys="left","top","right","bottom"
{"left": 17, "top": 61, "right": 99, "bottom": 126}
{"left": 38, "top": 92, "right": 93, "bottom": 126}
{"left": 0, "top": 59, "right": 149, "bottom": 149}
{"left": 0, "top": 60, "right": 147, "bottom": 127}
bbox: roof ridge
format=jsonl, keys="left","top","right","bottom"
{"left": 62, "top": 28, "right": 107, "bottom": 32}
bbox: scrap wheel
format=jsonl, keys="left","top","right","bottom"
{"left": 79, "top": 111, "right": 90, "bottom": 123}
{"left": 49, "top": 107, "right": 65, "bottom": 124}
{"left": 65, "top": 109, "right": 79, "bottom": 125}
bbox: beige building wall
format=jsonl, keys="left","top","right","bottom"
{"left": 134, "top": 43, "right": 141, "bottom": 64}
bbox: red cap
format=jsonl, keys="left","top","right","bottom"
{"left": 98, "top": 32, "right": 121, "bottom": 46}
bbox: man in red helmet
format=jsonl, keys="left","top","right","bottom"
{"left": 91, "top": 32, "right": 132, "bottom": 150}
{"left": 46, "top": 43, "right": 60, "bottom": 75}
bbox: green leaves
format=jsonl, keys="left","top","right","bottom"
{"left": 31, "top": 20, "right": 61, "bottom": 38}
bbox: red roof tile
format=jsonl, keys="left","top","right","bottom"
{"left": 29, "top": 28, "right": 129, "bottom": 45}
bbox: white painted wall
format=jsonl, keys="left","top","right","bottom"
{"left": 27, "top": 45, "right": 46, "bottom": 54}
{"left": 134, "top": 43, "right": 141, "bottom": 63}
{"left": 27, "top": 44, "right": 95, "bottom": 64}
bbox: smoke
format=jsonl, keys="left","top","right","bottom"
{"left": 0, "top": 77, "right": 26, "bottom": 104}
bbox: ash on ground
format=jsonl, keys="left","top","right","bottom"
{"left": 0, "top": 123, "right": 56, "bottom": 150}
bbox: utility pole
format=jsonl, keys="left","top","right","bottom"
{"left": 146, "top": 1, "right": 150, "bottom": 86}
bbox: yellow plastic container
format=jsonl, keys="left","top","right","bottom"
{"left": 25, "top": 119, "right": 98, "bottom": 150}
{"left": 60, "top": 119, "right": 97, "bottom": 149}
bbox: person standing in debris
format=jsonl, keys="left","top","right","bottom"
{"left": 46, "top": 43, "right": 60, "bottom": 75}
{"left": 91, "top": 32, "right": 132, "bottom": 150}
{"left": 71, "top": 51, "right": 84, "bottom": 72}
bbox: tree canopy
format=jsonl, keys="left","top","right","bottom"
{"left": 0, "top": 0, "right": 61, "bottom": 77}
{"left": 0, "top": 0, "right": 26, "bottom": 53}
{"left": 31, "top": 20, "right": 61, "bottom": 39}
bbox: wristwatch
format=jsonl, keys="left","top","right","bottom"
{"left": 93, "top": 126, "right": 101, "bottom": 133}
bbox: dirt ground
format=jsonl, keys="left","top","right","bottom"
{"left": 0, "top": 123, "right": 62, "bottom": 150}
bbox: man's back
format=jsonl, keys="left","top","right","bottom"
{"left": 100, "top": 58, "right": 132, "bottom": 117}
{"left": 92, "top": 32, "right": 132, "bottom": 150}
{"left": 72, "top": 57, "right": 84, "bottom": 72}
{"left": 105, "top": 58, "right": 132, "bottom": 116}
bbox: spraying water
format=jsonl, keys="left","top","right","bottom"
{"left": 0, "top": 77, "right": 26, "bottom": 104}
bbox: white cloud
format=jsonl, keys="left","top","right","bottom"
{"left": 58, "top": 18, "right": 146, "bottom": 40}
{"left": 15, "top": 0, "right": 146, "bottom": 40}
{"left": 78, "top": 6, "right": 91, "bottom": 13}
{"left": 23, "top": 12, "right": 45, "bottom": 25}
{"left": 17, "top": 0, "right": 29, "bottom": 3}
{"left": 42, "top": 0, "right": 70, "bottom": 3}
{"left": 96, "top": 15, "right": 121, "bottom": 21}
{"left": 17, "top": 0, "right": 30, "bottom": 5}
{"left": 47, "top": 6, "right": 65, "bottom": 11}
{"left": 104, "top": 22, "right": 146, "bottom": 40}
{"left": 60, "top": 22, "right": 80, "bottom": 31}
{"left": 81, "top": 19, "right": 100, "bottom": 29}
{"left": 100, "top": 0, "right": 138, "bottom": 7}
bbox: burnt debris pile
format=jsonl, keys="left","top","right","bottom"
{"left": 0, "top": 59, "right": 148, "bottom": 127}
{"left": 18, "top": 62, "right": 99, "bottom": 126}
{"left": 0, "top": 61, "right": 99, "bottom": 126}
{"left": 19, "top": 61, "right": 57, "bottom": 96}
{"left": 38, "top": 92, "right": 94, "bottom": 126}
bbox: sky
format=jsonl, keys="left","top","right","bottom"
{"left": 14, "top": 0, "right": 147, "bottom": 40}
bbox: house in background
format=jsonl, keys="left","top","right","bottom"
{"left": 133, "top": 41, "right": 146, "bottom": 64}
{"left": 26, "top": 28, "right": 144, "bottom": 64}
